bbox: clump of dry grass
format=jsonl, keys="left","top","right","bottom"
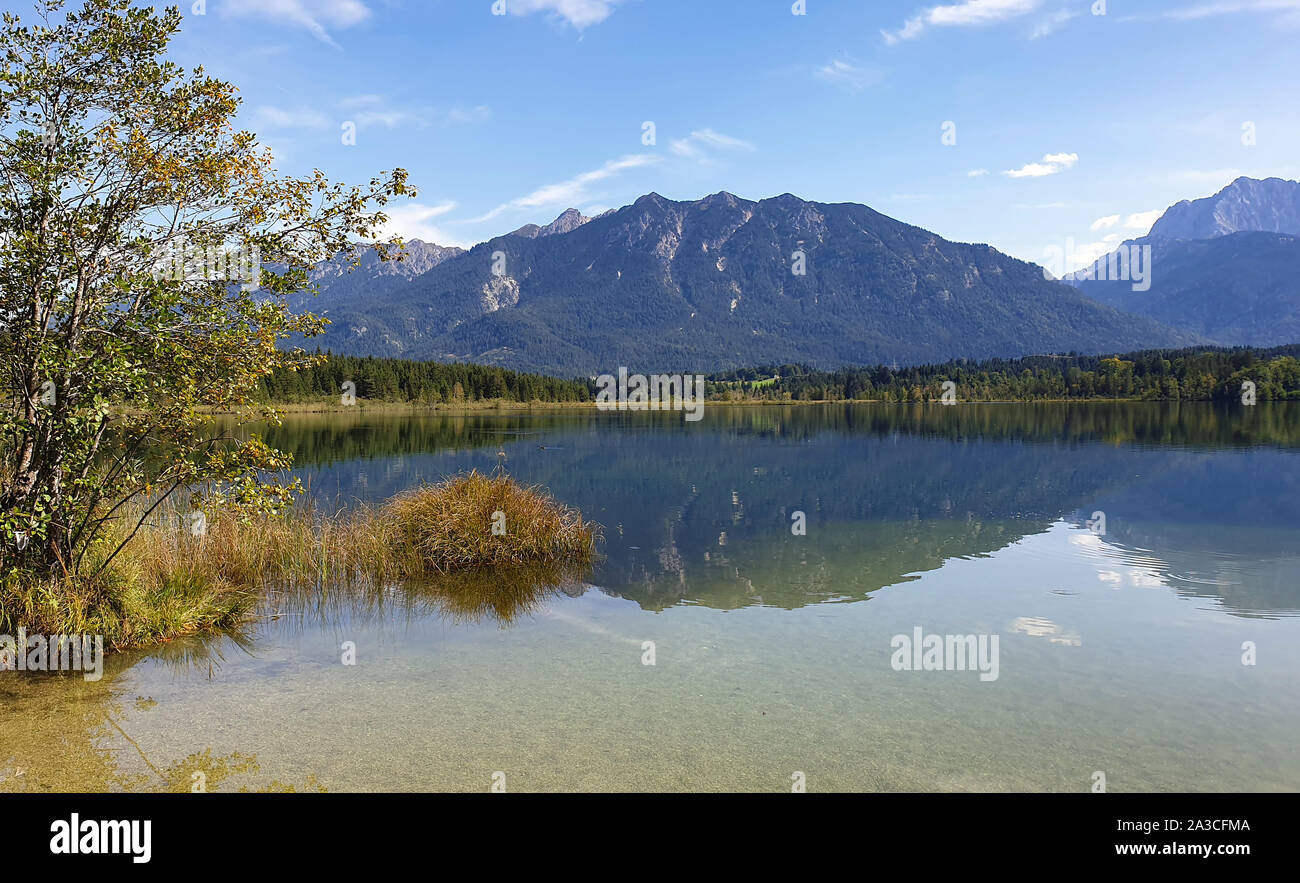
{"left": 0, "top": 551, "right": 254, "bottom": 651}
{"left": 1, "top": 471, "right": 599, "bottom": 650}
{"left": 384, "top": 470, "right": 599, "bottom": 572}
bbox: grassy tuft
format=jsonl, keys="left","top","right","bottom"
{"left": 0, "top": 471, "right": 598, "bottom": 651}
{"left": 385, "top": 470, "right": 599, "bottom": 572}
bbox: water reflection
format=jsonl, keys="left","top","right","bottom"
{"left": 6, "top": 403, "right": 1297, "bottom": 792}
{"left": 236, "top": 403, "right": 1300, "bottom": 617}
{"left": 266, "top": 563, "right": 593, "bottom": 629}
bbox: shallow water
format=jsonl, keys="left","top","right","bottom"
{"left": 3, "top": 403, "right": 1298, "bottom": 792}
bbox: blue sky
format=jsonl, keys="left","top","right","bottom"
{"left": 22, "top": 0, "right": 1300, "bottom": 268}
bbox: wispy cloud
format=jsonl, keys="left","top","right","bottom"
{"left": 1060, "top": 234, "right": 1126, "bottom": 274}
{"left": 1122, "top": 209, "right": 1162, "bottom": 232}
{"left": 1090, "top": 210, "right": 1159, "bottom": 232}
{"left": 1163, "top": 0, "right": 1300, "bottom": 21}
{"left": 467, "top": 154, "right": 660, "bottom": 223}
{"left": 1003, "top": 151, "right": 1078, "bottom": 178}
{"left": 1029, "top": 7, "right": 1078, "bottom": 38}
{"left": 883, "top": 0, "right": 1040, "bottom": 44}
{"left": 340, "top": 95, "right": 491, "bottom": 130}
{"left": 251, "top": 105, "right": 333, "bottom": 130}
{"left": 378, "top": 202, "right": 470, "bottom": 247}
{"left": 506, "top": 0, "right": 630, "bottom": 29}
{"left": 815, "top": 59, "right": 885, "bottom": 92}
{"left": 967, "top": 168, "right": 990, "bottom": 177}
{"left": 252, "top": 98, "right": 490, "bottom": 134}
{"left": 669, "top": 129, "right": 757, "bottom": 163}
{"left": 221, "top": 0, "right": 372, "bottom": 48}
{"left": 1060, "top": 208, "right": 1165, "bottom": 274}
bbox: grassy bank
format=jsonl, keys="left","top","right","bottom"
{"left": 0, "top": 472, "right": 600, "bottom": 651}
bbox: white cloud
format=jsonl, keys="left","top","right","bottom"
{"left": 1004, "top": 163, "right": 1057, "bottom": 178}
{"left": 1164, "top": 0, "right": 1300, "bottom": 21}
{"left": 1065, "top": 209, "right": 1161, "bottom": 274}
{"left": 1123, "top": 209, "right": 1162, "bottom": 232}
{"left": 253, "top": 98, "right": 490, "bottom": 135}
{"left": 1003, "top": 152, "right": 1077, "bottom": 177}
{"left": 467, "top": 154, "right": 660, "bottom": 223}
{"left": 221, "top": 0, "right": 371, "bottom": 47}
{"left": 670, "top": 129, "right": 756, "bottom": 163}
{"left": 252, "top": 105, "right": 332, "bottom": 130}
{"left": 816, "top": 59, "right": 885, "bottom": 92}
{"left": 1029, "top": 8, "right": 1078, "bottom": 38}
{"left": 339, "top": 96, "right": 491, "bottom": 130}
{"left": 887, "top": 16, "right": 928, "bottom": 43}
{"left": 1065, "top": 235, "right": 1123, "bottom": 274}
{"left": 884, "top": 0, "right": 1040, "bottom": 44}
{"left": 967, "top": 168, "right": 990, "bottom": 177}
{"left": 507, "top": 0, "right": 629, "bottom": 28}
{"left": 1042, "top": 152, "right": 1079, "bottom": 166}
{"left": 930, "top": 0, "right": 1041, "bottom": 26}
{"left": 339, "top": 95, "right": 409, "bottom": 130}
{"left": 689, "top": 129, "right": 756, "bottom": 151}
{"left": 378, "top": 201, "right": 472, "bottom": 247}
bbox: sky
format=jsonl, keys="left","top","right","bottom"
{"left": 14, "top": 0, "right": 1300, "bottom": 270}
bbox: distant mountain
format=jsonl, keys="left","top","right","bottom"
{"left": 1067, "top": 177, "right": 1300, "bottom": 344}
{"left": 299, "top": 238, "right": 463, "bottom": 312}
{"left": 511, "top": 208, "right": 591, "bottom": 239}
{"left": 300, "top": 193, "right": 1198, "bottom": 375}
{"left": 1073, "top": 232, "right": 1300, "bottom": 345}
{"left": 1148, "top": 176, "right": 1300, "bottom": 240}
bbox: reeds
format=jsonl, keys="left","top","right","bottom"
{"left": 0, "top": 471, "right": 599, "bottom": 650}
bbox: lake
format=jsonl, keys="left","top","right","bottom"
{"left": 3, "top": 402, "right": 1298, "bottom": 792}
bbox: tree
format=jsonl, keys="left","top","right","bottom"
{"left": 0, "top": 0, "right": 412, "bottom": 575}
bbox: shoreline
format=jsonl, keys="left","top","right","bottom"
{"left": 235, "top": 396, "right": 1260, "bottom": 415}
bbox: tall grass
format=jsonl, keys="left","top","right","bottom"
{"left": 0, "top": 471, "right": 599, "bottom": 650}
{"left": 385, "top": 470, "right": 598, "bottom": 571}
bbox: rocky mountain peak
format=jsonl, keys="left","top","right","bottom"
{"left": 1148, "top": 176, "right": 1300, "bottom": 240}
{"left": 540, "top": 207, "right": 590, "bottom": 236}
{"left": 512, "top": 208, "right": 591, "bottom": 239}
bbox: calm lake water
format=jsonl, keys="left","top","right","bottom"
{"left": 3, "top": 403, "right": 1299, "bottom": 792}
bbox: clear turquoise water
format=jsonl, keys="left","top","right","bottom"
{"left": 3, "top": 403, "right": 1298, "bottom": 792}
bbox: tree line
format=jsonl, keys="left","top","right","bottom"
{"left": 260, "top": 345, "right": 1300, "bottom": 404}
{"left": 708, "top": 345, "right": 1300, "bottom": 402}
{"left": 258, "top": 352, "right": 592, "bottom": 403}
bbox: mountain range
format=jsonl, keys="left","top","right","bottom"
{"left": 1067, "top": 177, "right": 1300, "bottom": 345}
{"left": 296, "top": 177, "right": 1299, "bottom": 376}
